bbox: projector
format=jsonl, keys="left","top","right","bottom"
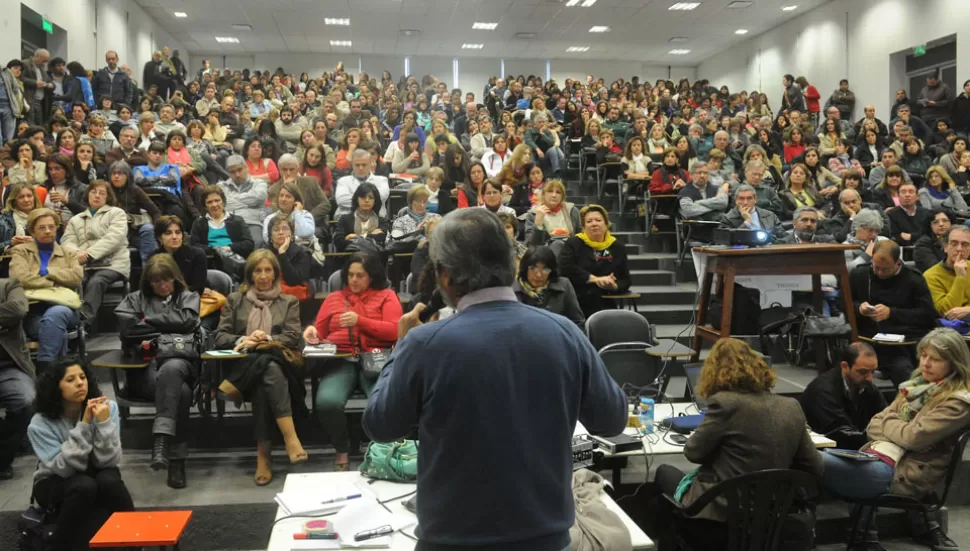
{"left": 713, "top": 228, "right": 771, "bottom": 247}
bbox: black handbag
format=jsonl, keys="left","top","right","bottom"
{"left": 153, "top": 333, "right": 201, "bottom": 361}
{"left": 213, "top": 246, "right": 246, "bottom": 279}
{"left": 709, "top": 283, "right": 762, "bottom": 335}
{"left": 801, "top": 313, "right": 852, "bottom": 338}
{"left": 345, "top": 297, "right": 390, "bottom": 378}
{"left": 345, "top": 236, "right": 384, "bottom": 255}
{"left": 17, "top": 506, "right": 57, "bottom": 551}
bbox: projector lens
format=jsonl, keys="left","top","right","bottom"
{"left": 756, "top": 231, "right": 767, "bottom": 242}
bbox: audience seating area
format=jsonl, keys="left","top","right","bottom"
{"left": 4, "top": 46, "right": 970, "bottom": 551}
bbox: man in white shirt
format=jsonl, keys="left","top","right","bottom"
{"left": 334, "top": 149, "right": 390, "bottom": 218}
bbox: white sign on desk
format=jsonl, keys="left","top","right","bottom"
{"left": 692, "top": 251, "right": 814, "bottom": 307}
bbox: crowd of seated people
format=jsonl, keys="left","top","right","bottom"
{"left": 3, "top": 50, "right": 970, "bottom": 550}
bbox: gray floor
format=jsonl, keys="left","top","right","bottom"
{"left": 4, "top": 335, "right": 969, "bottom": 550}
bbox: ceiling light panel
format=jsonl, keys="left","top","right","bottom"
{"left": 215, "top": 37, "right": 239, "bottom": 43}
{"left": 330, "top": 40, "right": 352, "bottom": 47}
{"left": 735, "top": 29, "right": 749, "bottom": 34}
{"left": 668, "top": 2, "right": 701, "bottom": 10}
{"left": 566, "top": 46, "right": 590, "bottom": 52}
{"left": 668, "top": 49, "right": 691, "bottom": 54}
{"left": 462, "top": 43, "right": 484, "bottom": 49}
{"left": 472, "top": 22, "right": 498, "bottom": 30}
{"left": 173, "top": 12, "right": 187, "bottom": 18}
{"left": 589, "top": 26, "right": 610, "bottom": 32}
{"left": 325, "top": 18, "right": 350, "bottom": 25}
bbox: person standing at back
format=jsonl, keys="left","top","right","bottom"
{"left": 363, "top": 208, "right": 628, "bottom": 551}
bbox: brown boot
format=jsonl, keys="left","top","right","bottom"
{"left": 276, "top": 416, "right": 309, "bottom": 464}
{"left": 255, "top": 441, "right": 273, "bottom": 486}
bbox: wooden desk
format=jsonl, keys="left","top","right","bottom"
{"left": 646, "top": 339, "right": 695, "bottom": 359}
{"left": 692, "top": 244, "right": 859, "bottom": 369}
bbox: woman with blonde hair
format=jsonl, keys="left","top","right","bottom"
{"left": 525, "top": 179, "right": 580, "bottom": 250}
{"left": 581, "top": 119, "right": 603, "bottom": 149}
{"left": 821, "top": 328, "right": 970, "bottom": 549}
{"left": 648, "top": 338, "right": 823, "bottom": 549}
{"left": 0, "top": 183, "right": 41, "bottom": 251}
{"left": 919, "top": 165, "right": 969, "bottom": 216}
{"left": 496, "top": 143, "right": 534, "bottom": 188}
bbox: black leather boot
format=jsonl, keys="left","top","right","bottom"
{"left": 151, "top": 435, "right": 169, "bottom": 471}
{"left": 167, "top": 460, "right": 186, "bottom": 489}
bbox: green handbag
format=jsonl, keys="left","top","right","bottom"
{"left": 359, "top": 440, "right": 418, "bottom": 482}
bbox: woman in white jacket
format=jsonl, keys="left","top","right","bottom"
{"left": 61, "top": 180, "right": 130, "bottom": 330}
{"left": 482, "top": 135, "right": 512, "bottom": 179}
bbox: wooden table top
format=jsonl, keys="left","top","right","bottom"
{"left": 693, "top": 243, "right": 859, "bottom": 256}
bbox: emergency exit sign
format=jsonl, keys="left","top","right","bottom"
{"left": 42, "top": 18, "right": 53, "bottom": 34}
{"left": 914, "top": 44, "right": 927, "bottom": 57}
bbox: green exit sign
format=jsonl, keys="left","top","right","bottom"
{"left": 41, "top": 18, "right": 53, "bottom": 34}
{"left": 914, "top": 44, "right": 927, "bottom": 57}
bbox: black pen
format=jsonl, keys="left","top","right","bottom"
{"left": 354, "top": 526, "right": 394, "bottom": 542}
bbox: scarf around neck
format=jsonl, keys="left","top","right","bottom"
{"left": 518, "top": 276, "right": 549, "bottom": 307}
{"left": 898, "top": 374, "right": 952, "bottom": 421}
{"left": 577, "top": 231, "right": 616, "bottom": 251}
{"left": 245, "top": 286, "right": 281, "bottom": 336}
{"left": 354, "top": 210, "right": 378, "bottom": 236}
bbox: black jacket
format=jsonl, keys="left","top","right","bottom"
{"left": 92, "top": 68, "right": 132, "bottom": 105}
{"left": 149, "top": 245, "right": 208, "bottom": 295}
{"left": 266, "top": 243, "right": 311, "bottom": 286}
{"left": 799, "top": 367, "right": 888, "bottom": 450}
{"left": 333, "top": 213, "right": 388, "bottom": 252}
{"left": 512, "top": 277, "right": 586, "bottom": 330}
{"left": 886, "top": 205, "right": 931, "bottom": 246}
{"left": 844, "top": 263, "right": 938, "bottom": 338}
{"left": 913, "top": 234, "right": 945, "bottom": 274}
{"left": 953, "top": 93, "right": 970, "bottom": 133}
{"left": 559, "top": 235, "right": 631, "bottom": 316}
{"left": 818, "top": 204, "right": 892, "bottom": 243}
{"left": 189, "top": 213, "right": 255, "bottom": 258}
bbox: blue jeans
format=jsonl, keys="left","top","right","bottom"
{"left": 821, "top": 451, "right": 894, "bottom": 500}
{"left": 129, "top": 223, "right": 157, "bottom": 265}
{"left": 542, "top": 146, "right": 565, "bottom": 174}
{"left": 0, "top": 102, "right": 16, "bottom": 144}
{"left": 0, "top": 366, "right": 35, "bottom": 469}
{"left": 24, "top": 303, "right": 79, "bottom": 362}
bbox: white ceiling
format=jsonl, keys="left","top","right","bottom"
{"left": 136, "top": 0, "right": 833, "bottom": 64}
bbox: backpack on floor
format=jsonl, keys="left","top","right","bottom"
{"left": 18, "top": 505, "right": 58, "bottom": 551}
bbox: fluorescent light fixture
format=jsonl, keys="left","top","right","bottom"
{"left": 727, "top": 1, "right": 753, "bottom": 7}
{"left": 582, "top": 0, "right": 597, "bottom": 6}
{"left": 668, "top": 2, "right": 701, "bottom": 10}
{"left": 589, "top": 26, "right": 610, "bottom": 32}
{"left": 462, "top": 43, "right": 484, "bottom": 49}
{"left": 566, "top": 0, "right": 580, "bottom": 5}
{"left": 566, "top": 0, "right": 597, "bottom": 6}
{"left": 230, "top": 23, "right": 253, "bottom": 30}
{"left": 735, "top": 29, "right": 749, "bottom": 34}
{"left": 214, "top": 37, "right": 239, "bottom": 43}
{"left": 668, "top": 37, "right": 689, "bottom": 43}
{"left": 668, "top": 49, "right": 691, "bottom": 54}
{"left": 173, "top": 11, "right": 187, "bottom": 18}
{"left": 324, "top": 18, "right": 350, "bottom": 25}
{"left": 782, "top": 4, "right": 798, "bottom": 10}
{"left": 566, "top": 46, "right": 590, "bottom": 52}
{"left": 472, "top": 22, "right": 498, "bottom": 30}
{"left": 330, "top": 40, "right": 352, "bottom": 47}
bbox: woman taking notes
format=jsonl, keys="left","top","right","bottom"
{"left": 821, "top": 328, "right": 968, "bottom": 550}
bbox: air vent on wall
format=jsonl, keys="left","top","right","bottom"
{"left": 230, "top": 24, "right": 252, "bottom": 31}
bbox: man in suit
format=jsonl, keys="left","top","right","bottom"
{"left": 718, "top": 184, "right": 786, "bottom": 241}
{"left": 887, "top": 182, "right": 931, "bottom": 246}
{"left": 800, "top": 341, "right": 888, "bottom": 450}
{"left": 20, "top": 49, "right": 53, "bottom": 125}
{"left": 0, "top": 278, "right": 36, "bottom": 479}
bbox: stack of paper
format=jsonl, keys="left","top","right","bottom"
{"left": 330, "top": 498, "right": 397, "bottom": 549}
{"left": 275, "top": 481, "right": 364, "bottom": 517}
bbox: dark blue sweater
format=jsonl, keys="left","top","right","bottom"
{"left": 363, "top": 294, "right": 628, "bottom": 551}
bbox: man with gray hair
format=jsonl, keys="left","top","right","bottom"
{"left": 844, "top": 208, "right": 888, "bottom": 269}
{"left": 719, "top": 184, "right": 785, "bottom": 240}
{"left": 20, "top": 48, "right": 53, "bottom": 124}
{"left": 709, "top": 130, "right": 742, "bottom": 175}
{"left": 781, "top": 206, "right": 835, "bottom": 244}
{"left": 363, "top": 208, "right": 627, "bottom": 551}
{"left": 678, "top": 161, "right": 728, "bottom": 223}
{"left": 219, "top": 154, "right": 268, "bottom": 246}
{"left": 923, "top": 225, "right": 970, "bottom": 320}
{"left": 334, "top": 148, "right": 390, "bottom": 218}
{"left": 524, "top": 113, "right": 564, "bottom": 177}
{"left": 737, "top": 160, "right": 785, "bottom": 218}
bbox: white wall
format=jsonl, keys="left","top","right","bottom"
{"left": 0, "top": 0, "right": 186, "bottom": 81}
{"left": 697, "top": 0, "right": 970, "bottom": 120}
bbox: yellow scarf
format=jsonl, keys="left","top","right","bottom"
{"left": 576, "top": 232, "right": 616, "bottom": 251}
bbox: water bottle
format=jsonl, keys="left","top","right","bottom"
{"left": 639, "top": 397, "right": 654, "bottom": 435}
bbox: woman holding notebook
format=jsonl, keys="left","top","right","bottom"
{"left": 820, "top": 328, "right": 969, "bottom": 550}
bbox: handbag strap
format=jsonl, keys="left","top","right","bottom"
{"left": 345, "top": 295, "right": 359, "bottom": 356}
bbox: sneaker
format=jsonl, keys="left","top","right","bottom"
{"left": 914, "top": 527, "right": 959, "bottom": 551}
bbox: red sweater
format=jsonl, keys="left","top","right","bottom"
{"left": 649, "top": 166, "right": 691, "bottom": 194}
{"left": 805, "top": 85, "right": 821, "bottom": 113}
{"left": 314, "top": 288, "right": 402, "bottom": 354}
{"left": 784, "top": 143, "right": 806, "bottom": 164}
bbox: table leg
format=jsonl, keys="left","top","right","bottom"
{"left": 720, "top": 267, "right": 735, "bottom": 338}
{"left": 839, "top": 264, "right": 859, "bottom": 340}
{"left": 811, "top": 275, "right": 827, "bottom": 371}
{"left": 692, "top": 271, "right": 714, "bottom": 361}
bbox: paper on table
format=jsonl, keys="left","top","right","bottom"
{"left": 275, "top": 481, "right": 368, "bottom": 516}
{"left": 331, "top": 496, "right": 412, "bottom": 548}
{"left": 873, "top": 333, "right": 906, "bottom": 343}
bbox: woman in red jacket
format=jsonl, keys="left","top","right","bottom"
{"left": 796, "top": 76, "right": 821, "bottom": 126}
{"left": 649, "top": 147, "right": 691, "bottom": 194}
{"left": 303, "top": 252, "right": 402, "bottom": 470}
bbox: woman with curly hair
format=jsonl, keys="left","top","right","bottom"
{"left": 646, "top": 338, "right": 823, "bottom": 550}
